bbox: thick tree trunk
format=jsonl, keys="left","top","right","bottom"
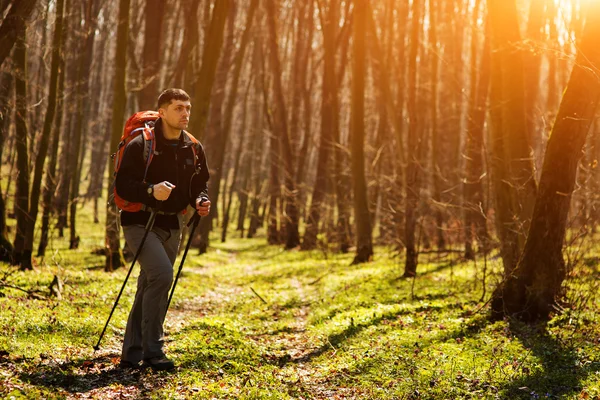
{"left": 105, "top": 0, "right": 131, "bottom": 272}
{"left": 492, "top": 5, "right": 600, "bottom": 321}
{"left": 488, "top": 0, "right": 538, "bottom": 275}
{"left": 190, "top": 0, "right": 231, "bottom": 140}
{"left": 0, "top": 0, "right": 38, "bottom": 68}
{"left": 12, "top": 30, "right": 31, "bottom": 269}
{"left": 169, "top": 0, "right": 201, "bottom": 87}
{"left": 138, "top": 0, "right": 165, "bottom": 109}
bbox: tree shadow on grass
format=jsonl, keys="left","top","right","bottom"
{"left": 18, "top": 354, "right": 153, "bottom": 395}
{"left": 500, "top": 320, "right": 600, "bottom": 399}
{"left": 276, "top": 300, "right": 471, "bottom": 367}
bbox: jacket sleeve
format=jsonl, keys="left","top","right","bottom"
{"left": 189, "top": 142, "right": 210, "bottom": 207}
{"left": 115, "top": 138, "right": 156, "bottom": 207}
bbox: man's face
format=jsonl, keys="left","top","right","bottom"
{"left": 159, "top": 99, "right": 191, "bottom": 130}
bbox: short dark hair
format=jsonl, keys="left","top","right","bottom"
{"left": 157, "top": 88, "right": 190, "bottom": 109}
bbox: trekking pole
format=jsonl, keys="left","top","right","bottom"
{"left": 165, "top": 211, "right": 202, "bottom": 315}
{"left": 93, "top": 208, "right": 159, "bottom": 352}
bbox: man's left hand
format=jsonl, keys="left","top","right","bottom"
{"left": 196, "top": 198, "right": 211, "bottom": 216}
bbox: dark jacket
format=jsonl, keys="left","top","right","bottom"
{"left": 115, "top": 119, "right": 209, "bottom": 231}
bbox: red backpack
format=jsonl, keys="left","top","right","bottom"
{"left": 111, "top": 111, "right": 200, "bottom": 212}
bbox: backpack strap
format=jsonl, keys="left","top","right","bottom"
{"left": 141, "top": 125, "right": 156, "bottom": 183}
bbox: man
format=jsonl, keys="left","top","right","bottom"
{"left": 115, "top": 88, "right": 210, "bottom": 371}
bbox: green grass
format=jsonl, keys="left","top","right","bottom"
{"left": 0, "top": 204, "right": 600, "bottom": 399}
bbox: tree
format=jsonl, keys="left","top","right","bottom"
{"left": 12, "top": 29, "right": 30, "bottom": 269}
{"left": 463, "top": 0, "right": 490, "bottom": 259}
{"left": 488, "top": 0, "right": 537, "bottom": 275}
{"left": 302, "top": 0, "right": 339, "bottom": 250}
{"left": 0, "top": 0, "right": 38, "bottom": 68}
{"left": 349, "top": 0, "right": 373, "bottom": 264}
{"left": 105, "top": 0, "right": 131, "bottom": 271}
{"left": 492, "top": 3, "right": 600, "bottom": 322}
{"left": 190, "top": 0, "right": 232, "bottom": 139}
{"left": 138, "top": 0, "right": 165, "bottom": 109}
{"left": 21, "top": 0, "right": 65, "bottom": 267}
{"left": 265, "top": 0, "right": 300, "bottom": 249}
{"left": 403, "top": 0, "right": 423, "bottom": 278}
{"left": 0, "top": 71, "right": 14, "bottom": 261}
{"left": 68, "top": 0, "right": 100, "bottom": 251}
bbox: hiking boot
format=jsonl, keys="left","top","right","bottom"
{"left": 142, "top": 355, "right": 175, "bottom": 371}
{"left": 118, "top": 360, "right": 140, "bottom": 369}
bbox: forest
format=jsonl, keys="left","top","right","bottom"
{"left": 0, "top": 0, "right": 600, "bottom": 398}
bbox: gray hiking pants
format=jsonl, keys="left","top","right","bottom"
{"left": 121, "top": 221, "right": 182, "bottom": 362}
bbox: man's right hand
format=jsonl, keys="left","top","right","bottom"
{"left": 153, "top": 181, "right": 175, "bottom": 201}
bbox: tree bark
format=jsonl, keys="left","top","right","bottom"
{"left": 138, "top": 0, "right": 165, "bottom": 109}
{"left": 198, "top": 0, "right": 257, "bottom": 252}
{"left": 0, "top": 0, "right": 38, "bottom": 68}
{"left": 12, "top": 30, "right": 31, "bottom": 269}
{"left": 105, "top": 0, "right": 131, "bottom": 271}
{"left": 302, "top": 0, "right": 339, "bottom": 250}
{"left": 265, "top": 0, "right": 300, "bottom": 249}
{"left": 68, "top": 0, "right": 98, "bottom": 250}
{"left": 348, "top": 0, "right": 373, "bottom": 264}
{"left": 463, "top": 0, "right": 490, "bottom": 259}
{"left": 38, "top": 0, "right": 70, "bottom": 257}
{"left": 22, "top": 0, "right": 64, "bottom": 264}
{"left": 492, "top": 4, "right": 600, "bottom": 321}
{"left": 403, "top": 0, "right": 423, "bottom": 278}
{"left": 190, "top": 0, "right": 232, "bottom": 140}
{"left": 488, "top": 0, "right": 538, "bottom": 275}
{"left": 0, "top": 71, "right": 14, "bottom": 261}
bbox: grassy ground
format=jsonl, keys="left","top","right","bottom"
{"left": 0, "top": 206, "right": 599, "bottom": 399}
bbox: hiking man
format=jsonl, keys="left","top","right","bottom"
{"left": 115, "top": 88, "right": 210, "bottom": 371}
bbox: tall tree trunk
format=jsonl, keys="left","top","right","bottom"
{"left": 199, "top": 0, "right": 257, "bottom": 253}
{"left": 302, "top": 0, "right": 339, "bottom": 250}
{"left": 22, "top": 0, "right": 64, "bottom": 265}
{"left": 403, "top": 0, "right": 423, "bottom": 278}
{"left": 349, "top": 0, "right": 373, "bottom": 264}
{"left": 392, "top": 0, "right": 409, "bottom": 249}
{"left": 0, "top": 0, "right": 38, "bottom": 68}
{"left": 12, "top": 30, "right": 31, "bottom": 269}
{"left": 524, "top": 0, "right": 546, "bottom": 162}
{"left": 222, "top": 82, "right": 251, "bottom": 242}
{"left": 69, "top": 0, "right": 98, "bottom": 250}
{"left": 463, "top": 1, "right": 490, "bottom": 259}
{"left": 0, "top": 71, "right": 14, "bottom": 261}
{"left": 169, "top": 0, "right": 201, "bottom": 87}
{"left": 492, "top": 5, "right": 600, "bottom": 321}
{"left": 428, "top": 0, "right": 444, "bottom": 250}
{"left": 138, "top": 0, "right": 165, "bottom": 109}
{"left": 190, "top": 0, "right": 232, "bottom": 140}
{"left": 105, "top": 0, "right": 131, "bottom": 271}
{"left": 265, "top": 0, "right": 300, "bottom": 249}
{"left": 488, "top": 0, "right": 538, "bottom": 275}
{"left": 38, "top": 0, "right": 69, "bottom": 257}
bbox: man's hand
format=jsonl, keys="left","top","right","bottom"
{"left": 196, "top": 198, "right": 211, "bottom": 216}
{"left": 153, "top": 181, "right": 175, "bottom": 201}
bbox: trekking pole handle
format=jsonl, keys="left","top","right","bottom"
{"left": 188, "top": 197, "right": 208, "bottom": 227}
